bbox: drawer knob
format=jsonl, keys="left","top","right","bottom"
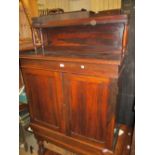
{"left": 90, "top": 20, "right": 96, "bottom": 26}
{"left": 81, "top": 65, "right": 85, "bottom": 69}
{"left": 60, "top": 64, "right": 64, "bottom": 68}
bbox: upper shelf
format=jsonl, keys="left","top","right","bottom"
{"left": 28, "top": 13, "right": 128, "bottom": 63}
{"left": 32, "top": 14, "right": 128, "bottom": 28}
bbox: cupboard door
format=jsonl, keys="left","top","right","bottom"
{"left": 64, "top": 74, "right": 111, "bottom": 144}
{"left": 22, "top": 68, "right": 64, "bottom": 132}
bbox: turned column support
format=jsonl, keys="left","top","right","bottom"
{"left": 38, "top": 139, "right": 45, "bottom": 155}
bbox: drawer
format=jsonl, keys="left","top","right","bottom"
{"left": 20, "top": 58, "right": 118, "bottom": 78}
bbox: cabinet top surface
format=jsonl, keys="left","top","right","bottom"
{"left": 19, "top": 48, "right": 121, "bottom": 65}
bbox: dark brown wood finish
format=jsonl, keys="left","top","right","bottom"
{"left": 114, "top": 125, "right": 133, "bottom": 155}
{"left": 95, "top": 9, "right": 121, "bottom": 16}
{"left": 130, "top": 128, "right": 135, "bottom": 155}
{"left": 64, "top": 74, "right": 111, "bottom": 146}
{"left": 22, "top": 69, "right": 65, "bottom": 133}
{"left": 44, "top": 23, "right": 124, "bottom": 52}
{"left": 20, "top": 14, "right": 128, "bottom": 155}
{"left": 33, "top": 14, "right": 128, "bottom": 28}
{"left": 20, "top": 58, "right": 120, "bottom": 78}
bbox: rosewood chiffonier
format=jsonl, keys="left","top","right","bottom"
{"left": 20, "top": 13, "right": 128, "bottom": 155}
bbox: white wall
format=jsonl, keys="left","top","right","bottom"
{"left": 37, "top": 0, "right": 121, "bottom": 12}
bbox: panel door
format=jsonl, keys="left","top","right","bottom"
{"left": 22, "top": 68, "right": 64, "bottom": 132}
{"left": 64, "top": 74, "right": 111, "bottom": 144}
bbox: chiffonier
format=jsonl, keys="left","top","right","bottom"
{"left": 20, "top": 13, "right": 128, "bottom": 155}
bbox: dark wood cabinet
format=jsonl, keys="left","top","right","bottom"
{"left": 20, "top": 14, "right": 128, "bottom": 155}
{"left": 22, "top": 67, "right": 117, "bottom": 149}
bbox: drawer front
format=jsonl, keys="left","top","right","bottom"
{"left": 20, "top": 58, "right": 118, "bottom": 78}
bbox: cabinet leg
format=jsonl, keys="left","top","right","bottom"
{"left": 38, "top": 140, "right": 45, "bottom": 155}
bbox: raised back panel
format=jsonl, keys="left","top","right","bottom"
{"left": 44, "top": 23, "right": 124, "bottom": 53}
